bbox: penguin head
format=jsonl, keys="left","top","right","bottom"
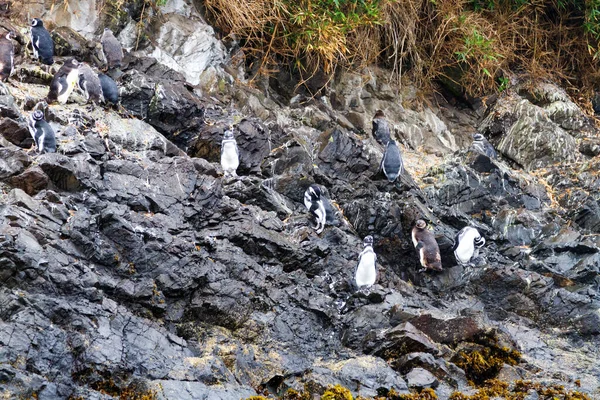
{"left": 308, "top": 184, "right": 321, "bottom": 200}
{"left": 31, "top": 110, "right": 45, "bottom": 122}
{"left": 473, "top": 133, "right": 485, "bottom": 141}
{"left": 5, "top": 31, "right": 15, "bottom": 40}
{"left": 223, "top": 128, "right": 234, "bottom": 140}
{"left": 363, "top": 235, "right": 374, "bottom": 247}
{"left": 415, "top": 219, "right": 427, "bottom": 230}
{"left": 66, "top": 58, "right": 80, "bottom": 68}
{"left": 474, "top": 235, "right": 486, "bottom": 247}
{"left": 31, "top": 18, "right": 43, "bottom": 27}
{"left": 374, "top": 109, "right": 385, "bottom": 119}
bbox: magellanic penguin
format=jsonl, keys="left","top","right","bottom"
{"left": 411, "top": 219, "right": 443, "bottom": 272}
{"left": 355, "top": 235, "right": 377, "bottom": 288}
{"left": 78, "top": 63, "right": 103, "bottom": 103}
{"left": 98, "top": 73, "right": 119, "bottom": 104}
{"left": 472, "top": 133, "right": 497, "bottom": 159}
{"left": 381, "top": 139, "right": 404, "bottom": 182}
{"left": 47, "top": 58, "right": 79, "bottom": 104}
{"left": 221, "top": 127, "right": 240, "bottom": 177}
{"left": 27, "top": 110, "right": 56, "bottom": 153}
{"left": 30, "top": 18, "right": 54, "bottom": 66}
{"left": 101, "top": 28, "right": 123, "bottom": 69}
{"left": 304, "top": 184, "right": 327, "bottom": 234}
{"left": 0, "top": 31, "right": 15, "bottom": 81}
{"left": 372, "top": 110, "right": 391, "bottom": 146}
{"left": 452, "top": 226, "right": 485, "bottom": 265}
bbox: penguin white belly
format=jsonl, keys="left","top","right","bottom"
{"left": 221, "top": 142, "right": 239, "bottom": 174}
{"left": 58, "top": 69, "right": 79, "bottom": 104}
{"left": 313, "top": 201, "right": 326, "bottom": 233}
{"left": 455, "top": 241, "right": 475, "bottom": 264}
{"left": 355, "top": 251, "right": 376, "bottom": 287}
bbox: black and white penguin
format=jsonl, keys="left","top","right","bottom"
{"left": 220, "top": 127, "right": 240, "bottom": 177}
{"left": 372, "top": 110, "right": 391, "bottom": 146}
{"left": 472, "top": 133, "right": 497, "bottom": 159}
{"left": 355, "top": 235, "right": 377, "bottom": 288}
{"left": 27, "top": 110, "right": 56, "bottom": 153}
{"left": 30, "top": 18, "right": 54, "bottom": 66}
{"left": 304, "top": 184, "right": 327, "bottom": 234}
{"left": 411, "top": 219, "right": 443, "bottom": 272}
{"left": 0, "top": 31, "right": 15, "bottom": 81}
{"left": 77, "top": 63, "right": 103, "bottom": 103}
{"left": 98, "top": 73, "right": 119, "bottom": 104}
{"left": 47, "top": 58, "right": 79, "bottom": 104}
{"left": 381, "top": 139, "right": 404, "bottom": 182}
{"left": 452, "top": 226, "right": 485, "bottom": 265}
{"left": 101, "top": 28, "right": 123, "bottom": 69}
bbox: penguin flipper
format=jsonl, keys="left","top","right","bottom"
{"left": 415, "top": 241, "right": 424, "bottom": 251}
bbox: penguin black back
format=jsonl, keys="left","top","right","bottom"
{"left": 0, "top": 31, "right": 15, "bottom": 81}
{"left": 28, "top": 110, "right": 56, "bottom": 153}
{"left": 98, "top": 73, "right": 119, "bottom": 104}
{"left": 78, "top": 63, "right": 102, "bottom": 103}
{"left": 101, "top": 28, "right": 123, "bottom": 69}
{"left": 372, "top": 109, "right": 391, "bottom": 146}
{"left": 381, "top": 139, "right": 404, "bottom": 182}
{"left": 30, "top": 18, "right": 54, "bottom": 65}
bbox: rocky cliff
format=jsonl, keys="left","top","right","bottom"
{"left": 1, "top": 1, "right": 599, "bottom": 400}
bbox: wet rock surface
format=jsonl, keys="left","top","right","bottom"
{"left": 0, "top": 16, "right": 599, "bottom": 400}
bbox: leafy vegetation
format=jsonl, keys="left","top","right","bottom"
{"left": 205, "top": 0, "right": 600, "bottom": 104}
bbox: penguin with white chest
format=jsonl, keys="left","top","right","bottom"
{"left": 411, "top": 220, "right": 443, "bottom": 272}
{"left": 452, "top": 226, "right": 485, "bottom": 265}
{"left": 47, "top": 58, "right": 79, "bottom": 104}
{"left": 220, "top": 126, "right": 240, "bottom": 177}
{"left": 30, "top": 18, "right": 54, "bottom": 66}
{"left": 381, "top": 139, "right": 404, "bottom": 182}
{"left": 27, "top": 110, "right": 56, "bottom": 153}
{"left": 355, "top": 235, "right": 377, "bottom": 288}
{"left": 78, "top": 63, "right": 103, "bottom": 103}
{"left": 472, "top": 133, "right": 497, "bottom": 159}
{"left": 304, "top": 184, "right": 327, "bottom": 234}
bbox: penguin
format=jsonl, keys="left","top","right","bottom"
{"left": 27, "top": 110, "right": 56, "bottom": 153}
{"left": 101, "top": 28, "right": 123, "bottom": 69}
{"left": 30, "top": 18, "right": 54, "bottom": 66}
{"left": 0, "top": 31, "right": 14, "bottom": 81}
{"left": 452, "top": 226, "right": 485, "bottom": 265}
{"left": 381, "top": 139, "right": 404, "bottom": 182}
{"left": 372, "top": 110, "right": 391, "bottom": 146}
{"left": 47, "top": 58, "right": 80, "bottom": 104}
{"left": 472, "top": 133, "right": 497, "bottom": 159}
{"left": 304, "top": 184, "right": 327, "bottom": 234}
{"left": 220, "top": 126, "right": 240, "bottom": 177}
{"left": 355, "top": 235, "right": 377, "bottom": 288}
{"left": 411, "top": 220, "right": 443, "bottom": 272}
{"left": 98, "top": 73, "right": 119, "bottom": 104}
{"left": 77, "top": 63, "right": 103, "bottom": 103}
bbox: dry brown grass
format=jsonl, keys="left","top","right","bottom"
{"left": 204, "top": 0, "right": 600, "bottom": 105}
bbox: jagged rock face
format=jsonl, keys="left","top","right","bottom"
{"left": 2, "top": 19, "right": 600, "bottom": 400}
{"left": 480, "top": 90, "right": 581, "bottom": 170}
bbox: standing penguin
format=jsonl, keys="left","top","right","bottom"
{"left": 47, "top": 58, "right": 80, "bottom": 104}
{"left": 27, "top": 110, "right": 56, "bottom": 153}
{"left": 472, "top": 133, "right": 497, "bottom": 159}
{"left": 220, "top": 126, "right": 240, "bottom": 177}
{"left": 304, "top": 184, "right": 327, "bottom": 234}
{"left": 372, "top": 110, "right": 391, "bottom": 146}
{"left": 411, "top": 220, "right": 443, "bottom": 272}
{"left": 0, "top": 31, "right": 15, "bottom": 81}
{"left": 355, "top": 235, "right": 377, "bottom": 288}
{"left": 98, "top": 73, "right": 119, "bottom": 104}
{"left": 453, "top": 226, "right": 485, "bottom": 265}
{"left": 30, "top": 18, "right": 54, "bottom": 66}
{"left": 101, "top": 28, "right": 123, "bottom": 69}
{"left": 381, "top": 139, "right": 404, "bottom": 182}
{"left": 77, "top": 63, "right": 103, "bottom": 103}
